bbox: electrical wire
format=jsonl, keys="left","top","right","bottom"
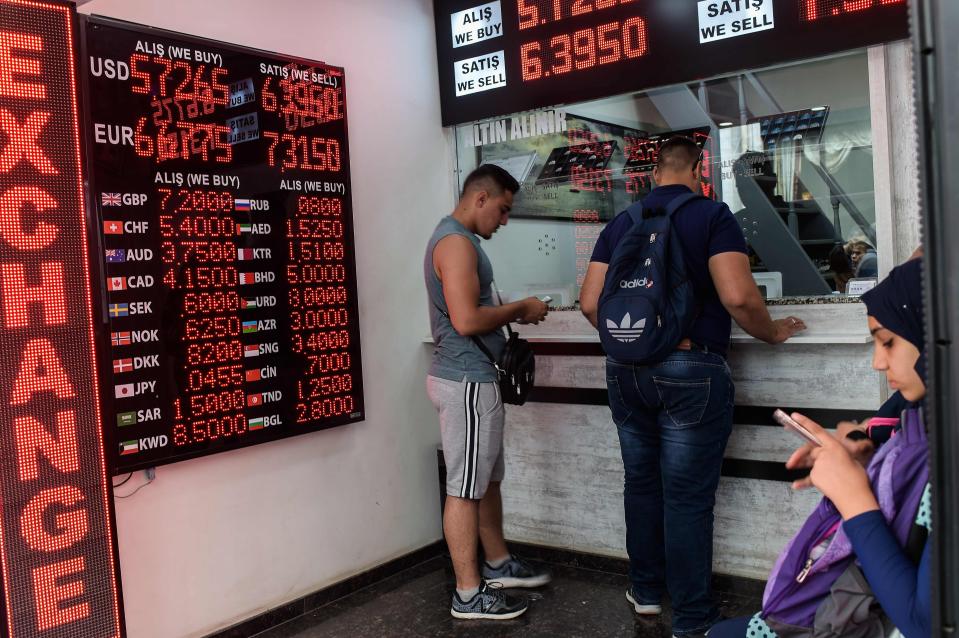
{"left": 112, "top": 472, "right": 133, "bottom": 488}
{"left": 115, "top": 477, "right": 154, "bottom": 499}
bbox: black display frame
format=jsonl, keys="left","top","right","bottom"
{"left": 435, "top": 0, "right": 909, "bottom": 126}
{"left": 78, "top": 15, "right": 366, "bottom": 474}
{"left": 912, "top": 0, "right": 959, "bottom": 634}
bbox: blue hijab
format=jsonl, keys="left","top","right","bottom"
{"left": 861, "top": 258, "right": 925, "bottom": 380}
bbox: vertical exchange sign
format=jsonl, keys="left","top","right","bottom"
{"left": 0, "top": 1, "right": 124, "bottom": 637}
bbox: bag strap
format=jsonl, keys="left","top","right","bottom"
{"left": 430, "top": 297, "right": 503, "bottom": 374}
{"left": 665, "top": 191, "right": 700, "bottom": 218}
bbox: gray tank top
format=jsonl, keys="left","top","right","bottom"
{"left": 425, "top": 216, "right": 507, "bottom": 382}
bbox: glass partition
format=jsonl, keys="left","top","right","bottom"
{"left": 454, "top": 50, "right": 879, "bottom": 305}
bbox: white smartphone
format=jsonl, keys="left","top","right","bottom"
{"left": 773, "top": 409, "right": 822, "bottom": 447}
{"left": 540, "top": 296, "right": 553, "bottom": 304}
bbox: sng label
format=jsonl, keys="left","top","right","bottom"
{"left": 697, "top": 0, "right": 775, "bottom": 44}
{"left": 454, "top": 50, "right": 506, "bottom": 97}
{"left": 451, "top": 1, "right": 503, "bottom": 48}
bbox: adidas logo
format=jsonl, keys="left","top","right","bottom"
{"left": 620, "top": 278, "right": 654, "bottom": 289}
{"left": 606, "top": 312, "right": 646, "bottom": 343}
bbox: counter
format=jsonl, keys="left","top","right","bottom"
{"left": 483, "top": 300, "right": 883, "bottom": 580}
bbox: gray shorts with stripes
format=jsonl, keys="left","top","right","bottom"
{"left": 427, "top": 375, "right": 505, "bottom": 500}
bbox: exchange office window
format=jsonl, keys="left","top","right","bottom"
{"left": 453, "top": 50, "right": 879, "bottom": 304}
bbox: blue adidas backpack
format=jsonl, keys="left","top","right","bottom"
{"left": 597, "top": 192, "right": 700, "bottom": 364}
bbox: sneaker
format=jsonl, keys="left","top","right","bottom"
{"left": 450, "top": 582, "right": 529, "bottom": 620}
{"left": 481, "top": 556, "right": 551, "bottom": 588}
{"left": 625, "top": 588, "right": 662, "bottom": 615}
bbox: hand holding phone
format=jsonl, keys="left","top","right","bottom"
{"left": 540, "top": 296, "right": 552, "bottom": 305}
{"left": 774, "top": 409, "right": 822, "bottom": 447}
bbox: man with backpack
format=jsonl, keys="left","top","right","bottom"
{"left": 425, "top": 164, "right": 551, "bottom": 620}
{"left": 579, "top": 136, "right": 806, "bottom": 637}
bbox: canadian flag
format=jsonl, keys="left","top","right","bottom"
{"left": 107, "top": 276, "right": 126, "bottom": 291}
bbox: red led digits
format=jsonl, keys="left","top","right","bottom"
{"left": 133, "top": 117, "right": 232, "bottom": 164}
{"left": 297, "top": 195, "right": 342, "bottom": 217}
{"left": 182, "top": 291, "right": 241, "bottom": 314}
{"left": 186, "top": 365, "right": 244, "bottom": 391}
{"left": 289, "top": 330, "right": 351, "bottom": 353}
{"left": 263, "top": 131, "right": 341, "bottom": 172}
{"left": 186, "top": 340, "right": 243, "bottom": 365}
{"left": 158, "top": 187, "right": 233, "bottom": 213}
{"left": 801, "top": 0, "right": 904, "bottom": 20}
{"left": 286, "top": 218, "right": 344, "bottom": 239}
{"left": 295, "top": 396, "right": 354, "bottom": 422}
{"left": 520, "top": 16, "right": 647, "bottom": 81}
{"left": 518, "top": 0, "right": 635, "bottom": 29}
{"left": 183, "top": 316, "right": 240, "bottom": 341}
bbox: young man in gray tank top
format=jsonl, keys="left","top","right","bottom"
{"left": 425, "top": 165, "right": 550, "bottom": 620}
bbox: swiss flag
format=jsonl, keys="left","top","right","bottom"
{"left": 107, "top": 276, "right": 126, "bottom": 291}
{"left": 103, "top": 220, "right": 124, "bottom": 235}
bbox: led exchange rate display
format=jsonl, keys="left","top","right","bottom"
{"left": 80, "top": 17, "right": 365, "bottom": 474}
{"left": 0, "top": 1, "right": 124, "bottom": 636}
{"left": 435, "top": 0, "right": 909, "bottom": 125}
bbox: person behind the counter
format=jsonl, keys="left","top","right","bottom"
{"left": 579, "top": 136, "right": 806, "bottom": 638}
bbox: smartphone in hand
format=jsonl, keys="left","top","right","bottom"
{"left": 773, "top": 409, "right": 822, "bottom": 447}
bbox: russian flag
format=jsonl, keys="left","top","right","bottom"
{"left": 235, "top": 199, "right": 251, "bottom": 211}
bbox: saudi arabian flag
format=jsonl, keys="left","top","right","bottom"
{"left": 117, "top": 411, "right": 137, "bottom": 427}
{"left": 120, "top": 440, "right": 139, "bottom": 455}
{"left": 248, "top": 417, "right": 265, "bottom": 430}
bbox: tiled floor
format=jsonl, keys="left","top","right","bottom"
{"left": 252, "top": 556, "right": 762, "bottom": 638}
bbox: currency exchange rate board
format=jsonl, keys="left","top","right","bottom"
{"left": 81, "top": 17, "right": 365, "bottom": 473}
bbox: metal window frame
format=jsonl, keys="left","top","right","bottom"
{"left": 912, "top": 0, "right": 959, "bottom": 634}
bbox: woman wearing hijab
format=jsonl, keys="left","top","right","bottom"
{"left": 710, "top": 258, "right": 930, "bottom": 638}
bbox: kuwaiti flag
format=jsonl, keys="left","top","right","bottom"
{"left": 244, "top": 344, "right": 260, "bottom": 358}
{"left": 235, "top": 199, "right": 251, "bottom": 211}
{"left": 119, "top": 440, "right": 139, "bottom": 455}
{"left": 107, "top": 276, "right": 127, "bottom": 291}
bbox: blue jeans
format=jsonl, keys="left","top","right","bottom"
{"left": 606, "top": 351, "right": 734, "bottom": 636}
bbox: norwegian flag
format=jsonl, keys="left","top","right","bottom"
{"left": 111, "top": 331, "right": 131, "bottom": 347}
{"left": 101, "top": 193, "right": 122, "bottom": 206}
{"left": 113, "top": 358, "right": 133, "bottom": 374}
{"left": 247, "top": 393, "right": 262, "bottom": 407}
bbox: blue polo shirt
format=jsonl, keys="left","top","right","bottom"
{"left": 590, "top": 185, "right": 748, "bottom": 357}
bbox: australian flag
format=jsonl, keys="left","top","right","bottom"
{"left": 106, "top": 248, "right": 126, "bottom": 263}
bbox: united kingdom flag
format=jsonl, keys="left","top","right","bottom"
{"left": 101, "top": 193, "right": 122, "bottom": 206}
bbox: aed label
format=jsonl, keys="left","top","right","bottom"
{"left": 697, "top": 0, "right": 775, "bottom": 43}
{"left": 454, "top": 50, "right": 506, "bottom": 97}
{"left": 451, "top": 1, "right": 503, "bottom": 49}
